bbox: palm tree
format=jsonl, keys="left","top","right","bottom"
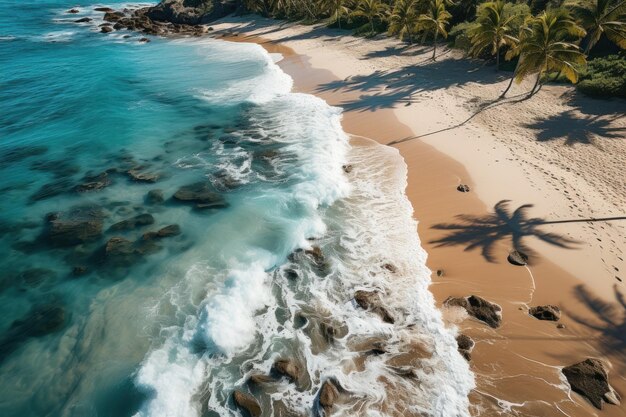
{"left": 567, "top": 0, "right": 626, "bottom": 53}
{"left": 388, "top": 0, "right": 420, "bottom": 43}
{"left": 515, "top": 9, "right": 587, "bottom": 97}
{"left": 353, "top": 0, "right": 388, "bottom": 33}
{"left": 418, "top": 0, "right": 452, "bottom": 59}
{"left": 323, "top": 0, "right": 352, "bottom": 29}
{"left": 469, "top": 1, "right": 524, "bottom": 70}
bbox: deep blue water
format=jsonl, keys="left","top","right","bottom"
{"left": 0, "top": 2, "right": 473, "bottom": 416}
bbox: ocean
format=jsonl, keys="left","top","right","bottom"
{"left": 0, "top": 2, "right": 474, "bottom": 416}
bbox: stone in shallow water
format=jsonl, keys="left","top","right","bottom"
{"left": 127, "top": 169, "right": 159, "bottom": 183}
{"left": 232, "top": 390, "right": 261, "bottom": 417}
{"left": 173, "top": 182, "right": 228, "bottom": 209}
{"left": 109, "top": 213, "right": 155, "bottom": 231}
{"left": 75, "top": 172, "right": 111, "bottom": 193}
{"left": 272, "top": 359, "right": 301, "bottom": 383}
{"left": 529, "top": 305, "right": 561, "bottom": 321}
{"left": 457, "top": 184, "right": 470, "bottom": 192}
{"left": 142, "top": 225, "right": 181, "bottom": 240}
{"left": 318, "top": 379, "right": 340, "bottom": 415}
{"left": 45, "top": 205, "right": 104, "bottom": 247}
{"left": 456, "top": 334, "right": 474, "bottom": 361}
{"left": 444, "top": 295, "right": 502, "bottom": 328}
{"left": 354, "top": 290, "right": 395, "bottom": 324}
{"left": 562, "top": 358, "right": 621, "bottom": 409}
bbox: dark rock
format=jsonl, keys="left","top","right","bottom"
{"left": 139, "top": 37, "right": 151, "bottom": 43}
{"left": 444, "top": 295, "right": 502, "bottom": 328}
{"left": 318, "top": 380, "right": 339, "bottom": 415}
{"left": 173, "top": 182, "right": 227, "bottom": 209}
{"left": 272, "top": 359, "right": 301, "bottom": 382}
{"left": 456, "top": 334, "right": 474, "bottom": 361}
{"left": 45, "top": 205, "right": 104, "bottom": 247}
{"left": 101, "top": 26, "right": 114, "bottom": 33}
{"left": 109, "top": 213, "right": 155, "bottom": 231}
{"left": 557, "top": 323, "right": 566, "bottom": 329}
{"left": 562, "top": 358, "right": 621, "bottom": 409}
{"left": 30, "top": 178, "right": 73, "bottom": 202}
{"left": 232, "top": 390, "right": 261, "bottom": 417}
{"left": 104, "top": 11, "right": 125, "bottom": 22}
{"left": 0, "top": 145, "right": 48, "bottom": 165}
{"left": 507, "top": 250, "right": 528, "bottom": 266}
{"left": 457, "top": 184, "right": 470, "bottom": 192}
{"left": 436, "top": 269, "right": 444, "bottom": 277}
{"left": 74, "top": 17, "right": 92, "bottom": 23}
{"left": 529, "top": 305, "right": 561, "bottom": 321}
{"left": 19, "top": 268, "right": 56, "bottom": 287}
{"left": 157, "top": 224, "right": 181, "bottom": 237}
{"left": 305, "top": 246, "right": 326, "bottom": 266}
{"left": 75, "top": 172, "right": 111, "bottom": 193}
{"left": 127, "top": 169, "right": 158, "bottom": 182}
{"left": 247, "top": 373, "right": 274, "bottom": 386}
{"left": 146, "top": 189, "right": 164, "bottom": 204}
{"left": 95, "top": 7, "right": 115, "bottom": 12}
{"left": 342, "top": 164, "right": 353, "bottom": 174}
{"left": 72, "top": 265, "right": 88, "bottom": 276}
{"left": 284, "top": 268, "right": 299, "bottom": 280}
{"left": 67, "top": 8, "right": 79, "bottom": 13}
{"left": 354, "top": 290, "right": 395, "bottom": 324}
{"left": 382, "top": 263, "right": 397, "bottom": 273}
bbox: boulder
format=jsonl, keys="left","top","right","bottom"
{"left": 127, "top": 169, "right": 159, "bottom": 182}
{"left": 354, "top": 290, "right": 395, "bottom": 324}
{"left": 67, "top": 8, "right": 79, "bottom": 14}
{"left": 232, "top": 390, "right": 261, "bottom": 417}
{"left": 95, "top": 7, "right": 115, "bottom": 12}
{"left": 457, "top": 184, "right": 470, "bottom": 192}
{"left": 45, "top": 206, "right": 104, "bottom": 246}
{"left": 143, "top": 224, "right": 181, "bottom": 240}
{"left": 144, "top": 0, "right": 238, "bottom": 25}
{"left": 529, "top": 305, "right": 561, "bottom": 321}
{"left": 75, "top": 17, "right": 92, "bottom": 23}
{"left": 103, "top": 11, "right": 125, "bottom": 22}
{"left": 318, "top": 380, "right": 340, "bottom": 415}
{"left": 109, "top": 213, "right": 155, "bottom": 231}
{"left": 272, "top": 359, "right": 301, "bottom": 382}
{"left": 444, "top": 295, "right": 502, "bottom": 328}
{"left": 101, "top": 26, "right": 114, "bottom": 33}
{"left": 562, "top": 358, "right": 621, "bottom": 409}
{"left": 139, "top": 37, "right": 151, "bottom": 43}
{"left": 456, "top": 334, "right": 474, "bottom": 361}
{"left": 247, "top": 373, "right": 274, "bottom": 386}
{"left": 146, "top": 189, "right": 165, "bottom": 204}
{"left": 75, "top": 172, "right": 111, "bottom": 193}
{"left": 173, "top": 182, "right": 228, "bottom": 209}
{"left": 507, "top": 250, "right": 528, "bottom": 266}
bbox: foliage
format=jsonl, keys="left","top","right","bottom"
{"left": 577, "top": 53, "right": 626, "bottom": 97}
{"left": 567, "top": 0, "right": 626, "bottom": 53}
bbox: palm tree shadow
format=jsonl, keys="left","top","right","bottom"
{"left": 429, "top": 200, "right": 580, "bottom": 263}
{"left": 566, "top": 285, "right": 626, "bottom": 365}
{"left": 525, "top": 110, "right": 626, "bottom": 146}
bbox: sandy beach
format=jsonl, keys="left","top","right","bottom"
{"left": 211, "top": 16, "right": 626, "bottom": 416}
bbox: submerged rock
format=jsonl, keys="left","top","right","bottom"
{"left": 354, "top": 290, "right": 395, "bottom": 324}
{"left": 0, "top": 145, "right": 48, "bottom": 165}
{"left": 109, "top": 213, "right": 155, "bottom": 231}
{"left": 146, "top": 189, "right": 165, "bottom": 204}
{"left": 45, "top": 205, "right": 104, "bottom": 247}
{"left": 444, "top": 295, "right": 502, "bottom": 328}
{"left": 507, "top": 250, "right": 529, "bottom": 266}
{"left": 529, "top": 305, "right": 561, "bottom": 321}
{"left": 75, "top": 172, "right": 111, "bottom": 193}
{"left": 232, "top": 390, "right": 261, "bottom": 417}
{"left": 318, "top": 379, "right": 340, "bottom": 415}
{"left": 272, "top": 359, "right": 301, "bottom": 383}
{"left": 142, "top": 224, "right": 181, "bottom": 240}
{"left": 29, "top": 178, "right": 73, "bottom": 202}
{"left": 101, "top": 26, "right": 114, "bottom": 33}
{"left": 562, "top": 358, "right": 621, "bottom": 409}
{"left": 173, "top": 182, "right": 228, "bottom": 209}
{"left": 19, "top": 268, "right": 57, "bottom": 287}
{"left": 127, "top": 169, "right": 159, "bottom": 182}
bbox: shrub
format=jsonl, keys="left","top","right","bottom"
{"left": 577, "top": 53, "right": 626, "bottom": 98}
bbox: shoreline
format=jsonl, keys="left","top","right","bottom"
{"left": 211, "top": 16, "right": 626, "bottom": 416}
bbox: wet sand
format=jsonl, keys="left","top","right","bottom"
{"left": 213, "top": 18, "right": 626, "bottom": 416}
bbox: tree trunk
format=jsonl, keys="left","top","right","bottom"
{"left": 528, "top": 72, "right": 542, "bottom": 97}
{"left": 370, "top": 18, "right": 375, "bottom": 33}
{"left": 496, "top": 48, "right": 500, "bottom": 71}
{"left": 499, "top": 59, "right": 520, "bottom": 98}
{"left": 432, "top": 31, "right": 438, "bottom": 60}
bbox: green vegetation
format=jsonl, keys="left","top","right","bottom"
{"left": 239, "top": 0, "right": 626, "bottom": 98}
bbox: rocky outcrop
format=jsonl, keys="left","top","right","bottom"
{"left": 109, "top": 213, "right": 155, "bottom": 231}
{"left": 145, "top": 0, "right": 238, "bottom": 25}
{"left": 232, "top": 390, "right": 261, "bottom": 417}
{"left": 529, "top": 305, "right": 561, "bottom": 321}
{"left": 44, "top": 206, "right": 104, "bottom": 247}
{"left": 354, "top": 290, "right": 395, "bottom": 324}
{"left": 75, "top": 171, "right": 111, "bottom": 193}
{"left": 173, "top": 182, "right": 228, "bottom": 209}
{"left": 444, "top": 295, "right": 502, "bottom": 328}
{"left": 272, "top": 359, "right": 301, "bottom": 383}
{"left": 562, "top": 358, "right": 621, "bottom": 409}
{"left": 318, "top": 379, "right": 340, "bottom": 416}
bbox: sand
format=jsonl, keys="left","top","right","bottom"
{"left": 211, "top": 17, "right": 626, "bottom": 416}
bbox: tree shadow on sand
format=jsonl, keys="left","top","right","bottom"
{"left": 429, "top": 200, "right": 581, "bottom": 263}
{"left": 525, "top": 110, "right": 626, "bottom": 146}
{"left": 567, "top": 285, "right": 626, "bottom": 366}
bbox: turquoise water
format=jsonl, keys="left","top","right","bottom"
{"left": 0, "top": 2, "right": 473, "bottom": 416}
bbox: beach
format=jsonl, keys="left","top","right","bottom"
{"left": 211, "top": 16, "right": 626, "bottom": 416}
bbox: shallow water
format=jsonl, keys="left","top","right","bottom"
{"left": 0, "top": 2, "right": 473, "bottom": 416}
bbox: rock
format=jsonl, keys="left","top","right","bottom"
{"left": 45, "top": 206, "right": 104, "bottom": 246}
{"left": 382, "top": 263, "right": 397, "bottom": 273}
{"left": 29, "top": 178, "right": 74, "bottom": 202}
{"left": 101, "top": 26, "right": 114, "bottom": 33}
{"left": 67, "top": 8, "right": 79, "bottom": 14}
{"left": 562, "top": 358, "right": 621, "bottom": 409}
{"left": 436, "top": 269, "right": 444, "bottom": 277}
{"left": 232, "top": 390, "right": 261, "bottom": 417}
{"left": 146, "top": 189, "right": 164, "bottom": 204}
{"left": 457, "top": 184, "right": 470, "bottom": 192}
{"left": 354, "top": 290, "right": 395, "bottom": 324}
{"left": 156, "top": 224, "right": 181, "bottom": 237}
{"left": 272, "top": 359, "right": 301, "bottom": 382}
{"left": 0, "top": 145, "right": 48, "bottom": 165}
{"left": 342, "top": 164, "right": 353, "bottom": 174}
{"left": 110, "top": 213, "right": 155, "bottom": 231}
{"left": 75, "top": 172, "right": 111, "bottom": 193}
{"left": 456, "top": 334, "right": 474, "bottom": 361}
{"left": 95, "top": 7, "right": 115, "bottom": 12}
{"left": 145, "top": 0, "right": 238, "bottom": 25}
{"left": 318, "top": 380, "right": 340, "bottom": 415}
{"left": 173, "top": 182, "right": 228, "bottom": 209}
{"left": 247, "top": 373, "right": 274, "bottom": 386}
{"left": 284, "top": 268, "right": 299, "bottom": 280}
{"left": 305, "top": 246, "right": 325, "bottom": 265}
{"left": 127, "top": 169, "right": 158, "bottom": 182}
{"left": 103, "top": 11, "right": 125, "bottom": 22}
{"left": 529, "top": 305, "right": 561, "bottom": 321}
{"left": 72, "top": 265, "right": 88, "bottom": 276}
{"left": 139, "top": 37, "right": 151, "bottom": 43}
{"left": 19, "top": 268, "right": 56, "bottom": 287}
{"left": 557, "top": 323, "right": 566, "bottom": 329}
{"left": 74, "top": 17, "right": 92, "bottom": 23}
{"left": 507, "top": 250, "right": 528, "bottom": 266}
{"left": 105, "top": 237, "right": 134, "bottom": 256}
{"left": 444, "top": 295, "right": 502, "bottom": 328}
